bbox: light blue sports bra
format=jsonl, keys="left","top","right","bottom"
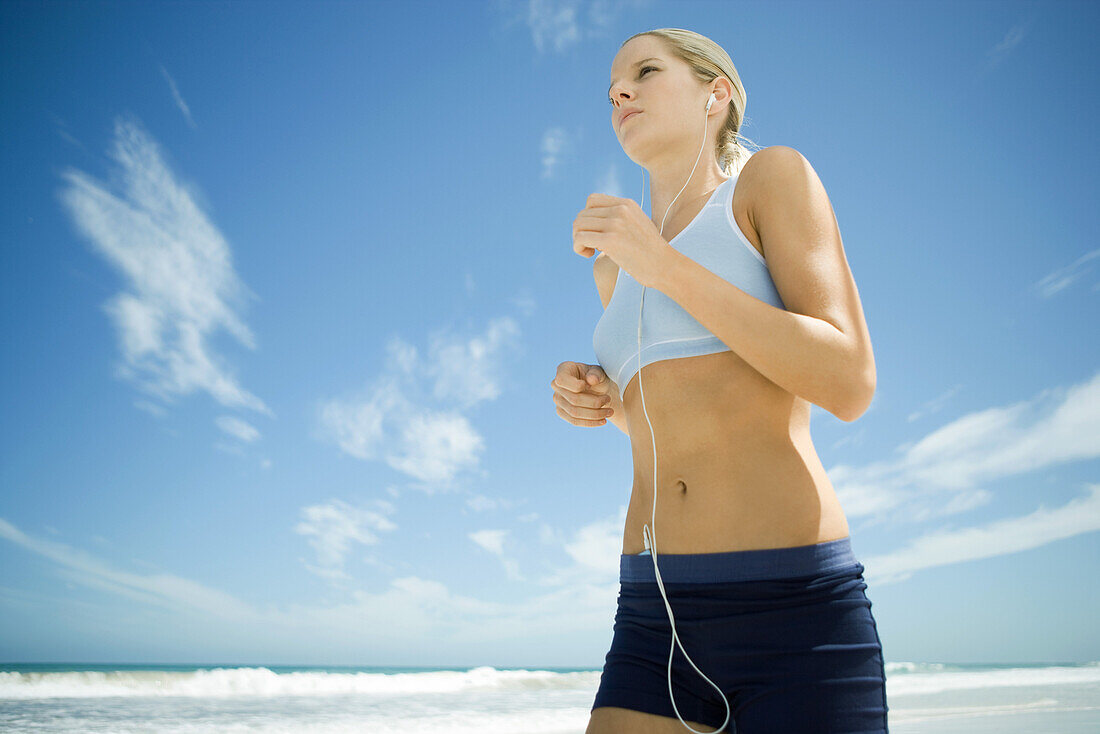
{"left": 592, "top": 172, "right": 787, "bottom": 396}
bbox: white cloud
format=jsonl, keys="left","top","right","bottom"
{"left": 540, "top": 127, "right": 569, "bottom": 180}
{"left": 388, "top": 411, "right": 485, "bottom": 483}
{"left": 294, "top": 499, "right": 398, "bottom": 581}
{"left": 56, "top": 115, "right": 271, "bottom": 419}
{"left": 862, "top": 483, "right": 1100, "bottom": 586}
{"left": 466, "top": 495, "right": 501, "bottom": 512}
{"left": 906, "top": 383, "right": 964, "bottom": 423}
{"left": 422, "top": 318, "right": 523, "bottom": 408}
{"left": 508, "top": 286, "right": 537, "bottom": 317}
{"left": 562, "top": 508, "right": 625, "bottom": 575}
{"left": 0, "top": 517, "right": 253, "bottom": 620}
{"left": 525, "top": 0, "right": 580, "bottom": 54}
{"left": 537, "top": 505, "right": 626, "bottom": 587}
{"left": 981, "top": 18, "right": 1034, "bottom": 75}
{"left": 494, "top": 0, "right": 653, "bottom": 56}
{"left": 0, "top": 517, "right": 617, "bottom": 664}
{"left": 829, "top": 371, "right": 1100, "bottom": 521}
{"left": 134, "top": 399, "right": 168, "bottom": 418}
{"left": 470, "top": 529, "right": 508, "bottom": 556}
{"left": 538, "top": 522, "right": 559, "bottom": 545}
{"left": 1033, "top": 247, "right": 1100, "bottom": 298}
{"left": 215, "top": 415, "right": 261, "bottom": 443}
{"left": 594, "top": 165, "right": 629, "bottom": 200}
{"left": 315, "top": 317, "right": 521, "bottom": 488}
{"left": 470, "top": 529, "right": 524, "bottom": 581}
{"left": 158, "top": 63, "right": 196, "bottom": 128}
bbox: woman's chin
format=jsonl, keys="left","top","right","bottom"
{"left": 621, "top": 143, "right": 654, "bottom": 168}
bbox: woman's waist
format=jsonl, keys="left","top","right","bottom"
{"left": 622, "top": 491, "right": 842, "bottom": 550}
{"left": 627, "top": 427, "right": 817, "bottom": 488}
{"left": 621, "top": 452, "right": 846, "bottom": 554}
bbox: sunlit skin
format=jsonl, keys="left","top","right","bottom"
{"left": 561, "top": 34, "right": 855, "bottom": 559}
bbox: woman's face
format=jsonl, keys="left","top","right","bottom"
{"left": 608, "top": 37, "right": 704, "bottom": 161}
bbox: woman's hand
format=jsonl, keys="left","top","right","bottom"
{"left": 551, "top": 361, "right": 616, "bottom": 427}
{"left": 572, "top": 193, "right": 672, "bottom": 289}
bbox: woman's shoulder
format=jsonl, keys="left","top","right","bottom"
{"left": 736, "top": 145, "right": 815, "bottom": 232}
{"left": 738, "top": 145, "right": 809, "bottom": 188}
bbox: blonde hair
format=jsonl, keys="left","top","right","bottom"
{"left": 619, "top": 28, "right": 761, "bottom": 175}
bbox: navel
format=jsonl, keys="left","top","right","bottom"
{"left": 676, "top": 479, "right": 688, "bottom": 494}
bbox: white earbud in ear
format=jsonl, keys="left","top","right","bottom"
{"left": 706, "top": 92, "right": 717, "bottom": 111}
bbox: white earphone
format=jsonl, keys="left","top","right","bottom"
{"left": 636, "top": 89, "right": 731, "bottom": 733}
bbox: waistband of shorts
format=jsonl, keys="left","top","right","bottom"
{"left": 620, "top": 536, "right": 860, "bottom": 584}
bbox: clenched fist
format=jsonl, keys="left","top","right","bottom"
{"left": 551, "top": 361, "right": 617, "bottom": 427}
{"left": 572, "top": 193, "right": 673, "bottom": 289}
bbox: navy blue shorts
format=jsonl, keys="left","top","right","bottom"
{"left": 592, "top": 536, "right": 890, "bottom": 733}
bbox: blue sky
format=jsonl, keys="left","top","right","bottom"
{"left": 1, "top": 0, "right": 1097, "bottom": 669}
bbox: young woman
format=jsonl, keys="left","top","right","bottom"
{"left": 551, "top": 28, "right": 889, "bottom": 733}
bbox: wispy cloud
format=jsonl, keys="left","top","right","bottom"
{"left": 158, "top": 63, "right": 196, "bottom": 128}
{"left": 314, "top": 317, "right": 521, "bottom": 488}
{"left": 294, "top": 499, "right": 398, "bottom": 582}
{"left": 983, "top": 19, "right": 1031, "bottom": 71}
{"left": 1033, "top": 247, "right": 1100, "bottom": 298}
{"left": 215, "top": 415, "right": 261, "bottom": 443}
{"left": 56, "top": 115, "right": 272, "bottom": 419}
{"left": 0, "top": 516, "right": 618, "bottom": 663}
{"left": 507, "top": 285, "right": 537, "bottom": 318}
{"left": 0, "top": 517, "right": 254, "bottom": 620}
{"left": 594, "top": 165, "right": 630, "bottom": 201}
{"left": 493, "top": 0, "right": 652, "bottom": 55}
{"left": 831, "top": 371, "right": 1100, "bottom": 518}
{"left": 465, "top": 493, "right": 521, "bottom": 512}
{"left": 906, "top": 384, "right": 964, "bottom": 423}
{"left": 862, "top": 482, "right": 1100, "bottom": 586}
{"left": 537, "top": 505, "right": 626, "bottom": 587}
{"left": 134, "top": 399, "right": 168, "bottom": 418}
{"left": 540, "top": 126, "right": 569, "bottom": 179}
{"left": 832, "top": 371, "right": 1100, "bottom": 582}
{"left": 524, "top": 0, "right": 582, "bottom": 54}
{"left": 469, "top": 529, "right": 524, "bottom": 581}
{"left": 48, "top": 111, "right": 87, "bottom": 151}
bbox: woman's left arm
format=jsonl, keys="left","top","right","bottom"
{"left": 655, "top": 146, "right": 876, "bottom": 422}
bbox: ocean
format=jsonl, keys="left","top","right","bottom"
{"left": 0, "top": 661, "right": 1097, "bottom": 732}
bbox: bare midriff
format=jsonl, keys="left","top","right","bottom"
{"left": 618, "top": 347, "right": 850, "bottom": 555}
{"left": 600, "top": 168, "right": 851, "bottom": 555}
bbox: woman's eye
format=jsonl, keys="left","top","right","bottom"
{"left": 608, "top": 67, "right": 657, "bottom": 104}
